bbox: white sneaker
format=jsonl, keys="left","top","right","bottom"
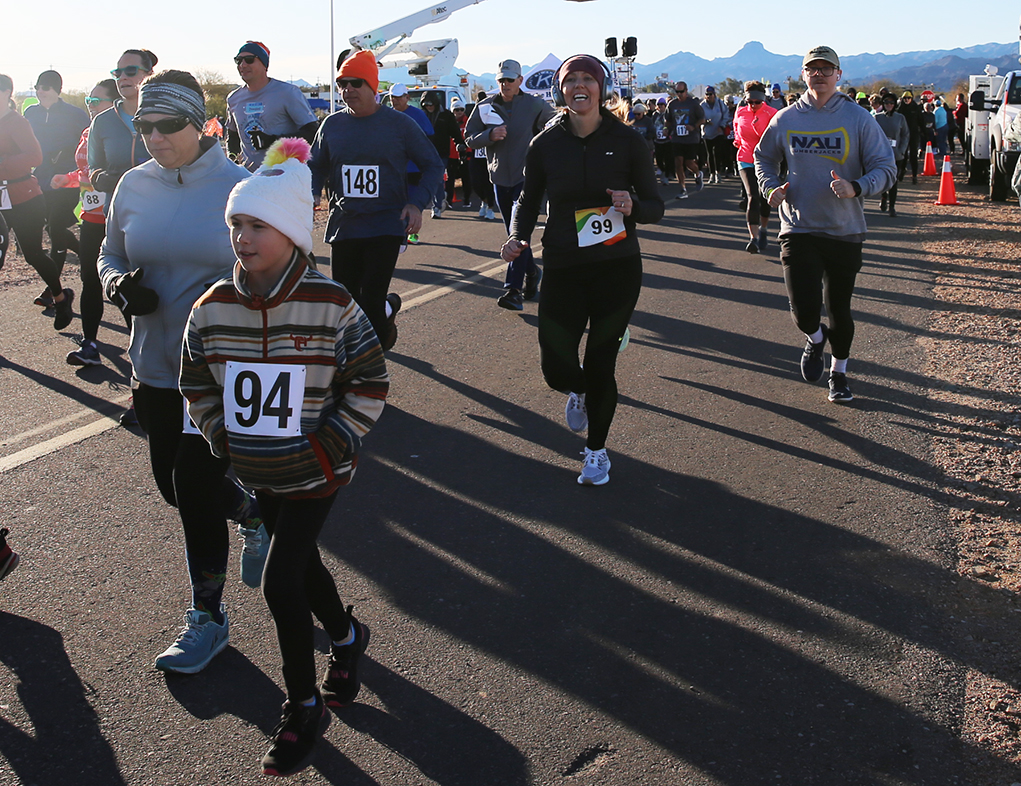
{"left": 578, "top": 448, "right": 611, "bottom": 486}
{"left": 154, "top": 605, "right": 230, "bottom": 674}
{"left": 485, "top": 207, "right": 496, "bottom": 220}
{"left": 565, "top": 392, "right": 588, "bottom": 432}
{"left": 431, "top": 207, "right": 443, "bottom": 219}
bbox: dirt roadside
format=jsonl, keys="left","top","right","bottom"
{"left": 911, "top": 162, "right": 1021, "bottom": 782}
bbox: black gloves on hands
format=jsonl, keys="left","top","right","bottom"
{"left": 109, "top": 268, "right": 159, "bottom": 316}
{"left": 249, "top": 129, "right": 279, "bottom": 151}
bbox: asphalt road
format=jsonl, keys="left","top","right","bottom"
{"left": 2, "top": 178, "right": 1017, "bottom": 785}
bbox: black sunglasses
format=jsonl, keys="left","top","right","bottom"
{"left": 34, "top": 84, "right": 54, "bottom": 92}
{"left": 497, "top": 78, "right": 517, "bottom": 84}
{"left": 747, "top": 100, "right": 763, "bottom": 105}
{"left": 336, "top": 77, "right": 365, "bottom": 89}
{"left": 111, "top": 66, "right": 147, "bottom": 78}
{"left": 133, "top": 116, "right": 192, "bottom": 135}
{"left": 234, "top": 55, "right": 258, "bottom": 65}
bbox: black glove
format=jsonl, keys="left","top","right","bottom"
{"left": 248, "top": 129, "right": 279, "bottom": 151}
{"left": 109, "top": 268, "right": 159, "bottom": 316}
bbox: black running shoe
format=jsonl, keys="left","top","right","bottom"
{"left": 34, "top": 288, "right": 54, "bottom": 308}
{"left": 321, "top": 609, "right": 370, "bottom": 708}
{"left": 497, "top": 289, "right": 524, "bottom": 311}
{"left": 745, "top": 240, "right": 759, "bottom": 254}
{"left": 0, "top": 528, "right": 19, "bottom": 581}
{"left": 523, "top": 267, "right": 542, "bottom": 301}
{"left": 261, "top": 693, "right": 329, "bottom": 777}
{"left": 828, "top": 372, "right": 853, "bottom": 403}
{"left": 800, "top": 325, "right": 829, "bottom": 383}
{"left": 53, "top": 288, "right": 75, "bottom": 331}
{"left": 381, "top": 293, "right": 402, "bottom": 351}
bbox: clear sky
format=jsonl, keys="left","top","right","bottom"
{"left": 5, "top": 0, "right": 1019, "bottom": 94}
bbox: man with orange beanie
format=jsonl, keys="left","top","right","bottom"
{"left": 309, "top": 50, "right": 443, "bottom": 351}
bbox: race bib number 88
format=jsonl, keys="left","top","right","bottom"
{"left": 341, "top": 165, "right": 380, "bottom": 198}
{"left": 81, "top": 188, "right": 105, "bottom": 211}
{"left": 224, "top": 361, "right": 307, "bottom": 437}
{"left": 575, "top": 206, "right": 626, "bottom": 248}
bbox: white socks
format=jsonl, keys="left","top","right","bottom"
{"left": 806, "top": 328, "right": 825, "bottom": 345}
{"left": 385, "top": 301, "right": 394, "bottom": 318}
{"left": 831, "top": 357, "right": 847, "bottom": 374}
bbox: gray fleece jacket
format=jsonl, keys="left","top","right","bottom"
{"left": 464, "top": 91, "right": 556, "bottom": 187}
{"left": 755, "top": 92, "right": 896, "bottom": 241}
{"left": 99, "top": 138, "right": 249, "bottom": 388}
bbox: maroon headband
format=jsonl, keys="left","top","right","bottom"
{"left": 558, "top": 55, "right": 605, "bottom": 93}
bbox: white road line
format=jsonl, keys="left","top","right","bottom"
{"left": 1, "top": 244, "right": 537, "bottom": 473}
{"left": 0, "top": 415, "right": 122, "bottom": 473}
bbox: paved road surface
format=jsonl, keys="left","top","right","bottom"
{"left": 1, "top": 179, "right": 1016, "bottom": 785}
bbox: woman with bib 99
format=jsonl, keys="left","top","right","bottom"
{"left": 501, "top": 55, "right": 663, "bottom": 486}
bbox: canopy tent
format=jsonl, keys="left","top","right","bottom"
{"left": 520, "top": 53, "right": 563, "bottom": 103}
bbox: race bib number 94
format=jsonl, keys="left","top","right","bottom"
{"left": 575, "top": 206, "right": 626, "bottom": 248}
{"left": 224, "top": 361, "right": 306, "bottom": 437}
{"left": 341, "top": 165, "right": 380, "bottom": 198}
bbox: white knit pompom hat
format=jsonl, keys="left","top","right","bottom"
{"left": 225, "top": 138, "right": 314, "bottom": 254}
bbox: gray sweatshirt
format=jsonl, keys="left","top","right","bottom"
{"left": 464, "top": 91, "right": 556, "bottom": 187}
{"left": 755, "top": 92, "right": 896, "bottom": 241}
{"left": 99, "top": 139, "right": 249, "bottom": 388}
{"left": 873, "top": 110, "right": 910, "bottom": 162}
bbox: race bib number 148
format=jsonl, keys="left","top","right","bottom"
{"left": 224, "top": 361, "right": 306, "bottom": 437}
{"left": 341, "top": 165, "right": 379, "bottom": 198}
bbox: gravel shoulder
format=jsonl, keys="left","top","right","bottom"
{"left": 912, "top": 164, "right": 1021, "bottom": 781}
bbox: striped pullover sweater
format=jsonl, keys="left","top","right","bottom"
{"left": 181, "top": 250, "right": 389, "bottom": 498}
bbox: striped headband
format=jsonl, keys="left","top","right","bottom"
{"left": 136, "top": 82, "right": 205, "bottom": 129}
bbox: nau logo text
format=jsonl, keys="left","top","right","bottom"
{"left": 291, "top": 334, "right": 312, "bottom": 351}
{"left": 786, "top": 127, "right": 849, "bottom": 164}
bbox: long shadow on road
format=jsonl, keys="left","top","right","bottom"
{"left": 315, "top": 354, "right": 1021, "bottom": 784}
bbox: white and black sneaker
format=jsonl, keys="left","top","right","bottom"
{"left": 828, "top": 372, "right": 853, "bottom": 403}
{"left": 565, "top": 392, "right": 588, "bottom": 432}
{"left": 800, "top": 325, "right": 829, "bottom": 383}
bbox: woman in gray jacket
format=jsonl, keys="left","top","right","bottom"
{"left": 98, "top": 69, "right": 262, "bottom": 676}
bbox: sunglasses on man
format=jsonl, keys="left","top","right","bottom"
{"left": 336, "top": 77, "right": 365, "bottom": 89}
{"left": 133, "top": 116, "right": 192, "bottom": 136}
{"left": 234, "top": 56, "right": 259, "bottom": 66}
{"left": 111, "top": 66, "right": 148, "bottom": 78}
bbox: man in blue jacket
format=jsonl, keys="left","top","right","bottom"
{"left": 25, "top": 70, "right": 89, "bottom": 281}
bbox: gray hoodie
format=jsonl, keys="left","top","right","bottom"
{"left": 755, "top": 92, "right": 896, "bottom": 241}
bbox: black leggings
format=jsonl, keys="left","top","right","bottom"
{"left": 5, "top": 195, "right": 63, "bottom": 294}
{"left": 43, "top": 187, "right": 80, "bottom": 270}
{"left": 654, "top": 143, "right": 674, "bottom": 179}
{"left": 739, "top": 167, "right": 770, "bottom": 225}
{"left": 258, "top": 491, "right": 351, "bottom": 702}
{"left": 468, "top": 157, "right": 494, "bottom": 208}
{"left": 330, "top": 236, "right": 403, "bottom": 342}
{"left": 704, "top": 136, "right": 729, "bottom": 176}
{"left": 133, "top": 383, "right": 247, "bottom": 614}
{"left": 906, "top": 135, "right": 919, "bottom": 177}
{"left": 538, "top": 255, "right": 642, "bottom": 451}
{"left": 883, "top": 161, "right": 906, "bottom": 207}
{"left": 779, "top": 234, "right": 863, "bottom": 360}
{"left": 78, "top": 221, "right": 106, "bottom": 342}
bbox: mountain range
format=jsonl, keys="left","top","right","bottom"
{"left": 632, "top": 41, "right": 1020, "bottom": 90}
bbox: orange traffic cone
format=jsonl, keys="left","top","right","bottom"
{"left": 934, "top": 156, "right": 958, "bottom": 205}
{"left": 922, "top": 143, "right": 937, "bottom": 176}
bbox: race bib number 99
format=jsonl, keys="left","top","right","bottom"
{"left": 341, "top": 165, "right": 380, "bottom": 198}
{"left": 575, "top": 206, "right": 626, "bottom": 248}
{"left": 224, "top": 361, "right": 306, "bottom": 437}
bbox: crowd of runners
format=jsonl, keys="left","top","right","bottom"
{"left": 1, "top": 40, "right": 908, "bottom": 775}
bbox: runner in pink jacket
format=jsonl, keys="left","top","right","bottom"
{"left": 733, "top": 81, "right": 778, "bottom": 253}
